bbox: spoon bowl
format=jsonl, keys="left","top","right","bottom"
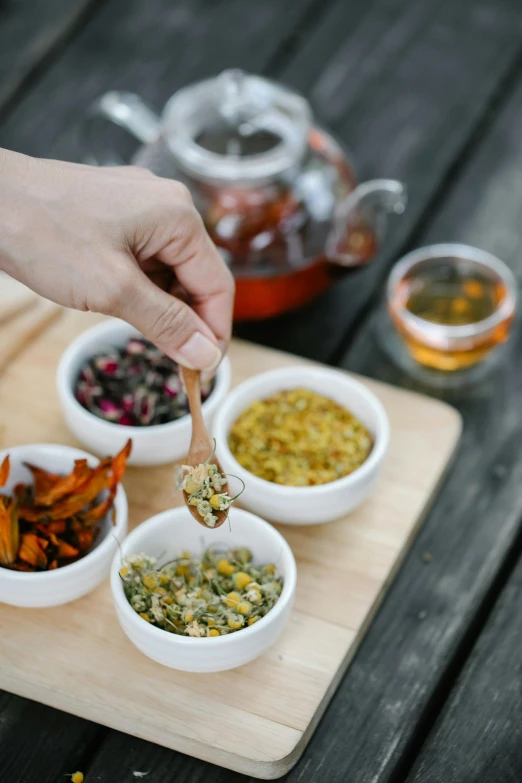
{"left": 181, "top": 367, "right": 229, "bottom": 528}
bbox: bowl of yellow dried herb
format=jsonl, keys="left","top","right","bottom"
{"left": 57, "top": 318, "right": 231, "bottom": 466}
{"left": 213, "top": 367, "right": 390, "bottom": 524}
{"left": 0, "top": 442, "right": 129, "bottom": 607}
{"left": 110, "top": 506, "right": 296, "bottom": 672}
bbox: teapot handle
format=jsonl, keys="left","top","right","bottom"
{"left": 326, "top": 179, "right": 407, "bottom": 266}
{"left": 80, "top": 91, "right": 161, "bottom": 165}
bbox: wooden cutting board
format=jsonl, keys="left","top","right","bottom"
{"left": 0, "top": 310, "right": 461, "bottom": 779}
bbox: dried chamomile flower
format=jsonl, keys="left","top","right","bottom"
{"left": 180, "top": 449, "right": 243, "bottom": 527}
{"left": 229, "top": 388, "right": 373, "bottom": 486}
{"left": 121, "top": 548, "right": 282, "bottom": 637}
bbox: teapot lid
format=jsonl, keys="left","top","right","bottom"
{"left": 162, "top": 69, "right": 312, "bottom": 183}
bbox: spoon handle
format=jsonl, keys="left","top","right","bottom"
{"left": 182, "top": 367, "right": 213, "bottom": 462}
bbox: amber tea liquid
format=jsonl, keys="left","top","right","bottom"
{"left": 188, "top": 127, "right": 376, "bottom": 321}
{"left": 390, "top": 261, "right": 512, "bottom": 371}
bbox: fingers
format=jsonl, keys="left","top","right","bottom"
{"left": 42, "top": 159, "right": 155, "bottom": 180}
{"left": 151, "top": 202, "right": 235, "bottom": 354}
{"left": 110, "top": 260, "right": 222, "bottom": 371}
{"left": 88, "top": 172, "right": 236, "bottom": 360}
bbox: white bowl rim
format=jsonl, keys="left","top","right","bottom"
{"left": 56, "top": 317, "right": 231, "bottom": 436}
{"left": 213, "top": 366, "right": 390, "bottom": 496}
{"left": 111, "top": 506, "right": 296, "bottom": 646}
{"left": 0, "top": 443, "right": 127, "bottom": 583}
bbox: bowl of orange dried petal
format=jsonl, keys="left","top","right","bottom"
{"left": 0, "top": 441, "right": 130, "bottom": 607}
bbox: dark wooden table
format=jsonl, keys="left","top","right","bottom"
{"left": 2, "top": 1, "right": 522, "bottom": 781}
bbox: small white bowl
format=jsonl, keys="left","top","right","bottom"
{"left": 110, "top": 507, "right": 296, "bottom": 672}
{"left": 213, "top": 366, "right": 390, "bottom": 525}
{"left": 0, "top": 444, "right": 128, "bottom": 608}
{"left": 56, "top": 318, "right": 231, "bottom": 467}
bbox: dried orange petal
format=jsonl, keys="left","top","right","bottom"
{"left": 13, "top": 483, "right": 29, "bottom": 500}
{"left": 79, "top": 497, "right": 111, "bottom": 527}
{"left": 21, "top": 464, "right": 111, "bottom": 522}
{"left": 0, "top": 495, "right": 19, "bottom": 566}
{"left": 34, "top": 459, "right": 90, "bottom": 506}
{"left": 42, "top": 520, "right": 67, "bottom": 535}
{"left": 11, "top": 562, "right": 34, "bottom": 572}
{"left": 78, "top": 440, "right": 131, "bottom": 527}
{"left": 110, "top": 440, "right": 132, "bottom": 491}
{"left": 24, "top": 463, "right": 62, "bottom": 500}
{"left": 56, "top": 539, "right": 79, "bottom": 560}
{"left": 75, "top": 528, "right": 95, "bottom": 552}
{"left": 19, "top": 532, "right": 48, "bottom": 569}
{"left": 0, "top": 456, "right": 10, "bottom": 487}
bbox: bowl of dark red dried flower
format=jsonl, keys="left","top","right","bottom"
{"left": 0, "top": 441, "right": 129, "bottom": 607}
{"left": 56, "top": 318, "right": 231, "bottom": 466}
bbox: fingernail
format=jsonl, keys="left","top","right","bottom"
{"left": 178, "top": 332, "right": 222, "bottom": 371}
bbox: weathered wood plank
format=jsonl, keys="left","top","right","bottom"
{"left": 0, "top": 0, "right": 99, "bottom": 112}
{"left": 237, "top": 0, "right": 522, "bottom": 361}
{"left": 0, "top": 691, "right": 101, "bottom": 783}
{"left": 84, "top": 397, "right": 522, "bottom": 782}
{"left": 406, "top": 551, "right": 522, "bottom": 783}
{"left": 312, "top": 47, "right": 522, "bottom": 783}
{"left": 2, "top": 1, "right": 522, "bottom": 782}
{"left": 69, "top": 7, "right": 522, "bottom": 783}
{"left": 3, "top": 0, "right": 521, "bottom": 366}
{"left": 0, "top": 1, "right": 332, "bottom": 782}
{"left": 0, "top": 0, "right": 325, "bottom": 161}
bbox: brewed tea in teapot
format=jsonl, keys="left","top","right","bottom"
{"left": 84, "top": 69, "right": 406, "bottom": 320}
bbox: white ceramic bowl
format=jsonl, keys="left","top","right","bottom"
{"left": 110, "top": 506, "right": 296, "bottom": 672}
{"left": 0, "top": 444, "right": 128, "bottom": 607}
{"left": 56, "top": 318, "right": 231, "bottom": 466}
{"left": 213, "top": 366, "right": 390, "bottom": 525}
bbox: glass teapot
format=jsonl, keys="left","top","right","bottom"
{"left": 83, "top": 69, "right": 406, "bottom": 321}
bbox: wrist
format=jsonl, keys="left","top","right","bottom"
{"left": 0, "top": 148, "right": 36, "bottom": 275}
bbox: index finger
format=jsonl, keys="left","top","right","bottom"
{"left": 156, "top": 207, "right": 235, "bottom": 353}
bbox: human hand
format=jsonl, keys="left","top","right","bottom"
{"left": 0, "top": 149, "right": 234, "bottom": 372}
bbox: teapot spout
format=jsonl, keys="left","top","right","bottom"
{"left": 327, "top": 179, "right": 407, "bottom": 266}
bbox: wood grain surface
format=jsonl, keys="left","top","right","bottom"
{"left": 407, "top": 555, "right": 522, "bottom": 783}
{"left": 0, "top": 310, "right": 460, "bottom": 779}
{"left": 319, "top": 39, "right": 522, "bottom": 783}
{"left": 236, "top": 0, "right": 522, "bottom": 360}
{"left": 0, "top": 0, "right": 99, "bottom": 113}
{"left": 3, "top": 0, "right": 522, "bottom": 365}
{"left": 0, "top": 0, "right": 324, "bottom": 162}
{"left": 2, "top": 0, "right": 522, "bottom": 780}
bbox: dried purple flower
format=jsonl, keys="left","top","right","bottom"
{"left": 76, "top": 381, "right": 103, "bottom": 409}
{"left": 139, "top": 392, "right": 158, "bottom": 426}
{"left": 132, "top": 387, "right": 147, "bottom": 419}
{"left": 164, "top": 374, "right": 181, "bottom": 398}
{"left": 75, "top": 388, "right": 87, "bottom": 406}
{"left": 94, "top": 356, "right": 119, "bottom": 375}
{"left": 97, "top": 399, "right": 122, "bottom": 421}
{"left": 145, "top": 370, "right": 162, "bottom": 387}
{"left": 126, "top": 338, "right": 147, "bottom": 356}
{"left": 74, "top": 337, "right": 215, "bottom": 427}
{"left": 121, "top": 394, "right": 134, "bottom": 413}
{"left": 80, "top": 365, "right": 96, "bottom": 385}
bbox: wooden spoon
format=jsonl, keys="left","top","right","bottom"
{"left": 181, "top": 366, "right": 229, "bottom": 528}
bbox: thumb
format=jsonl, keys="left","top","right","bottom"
{"left": 117, "top": 268, "right": 222, "bottom": 372}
